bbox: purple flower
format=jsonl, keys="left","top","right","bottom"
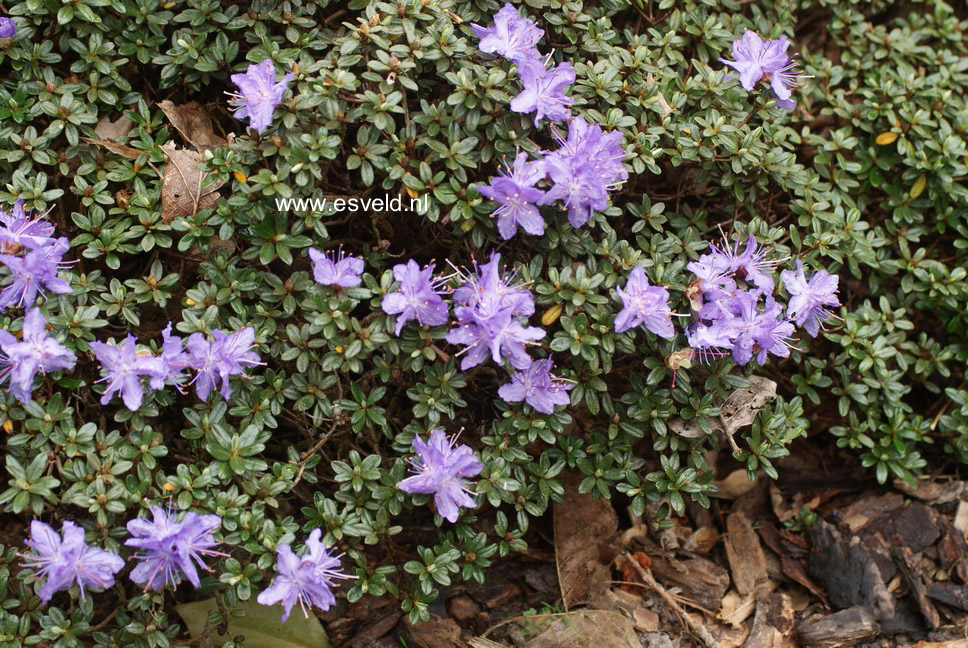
{"left": 720, "top": 31, "right": 800, "bottom": 111}
{"left": 538, "top": 118, "right": 627, "bottom": 228}
{"left": 398, "top": 429, "right": 483, "bottom": 523}
{"left": 452, "top": 253, "right": 534, "bottom": 320}
{"left": 0, "top": 17, "right": 15, "bottom": 39}
{"left": 308, "top": 247, "right": 365, "bottom": 288}
{"left": 722, "top": 235, "right": 776, "bottom": 295}
{"left": 446, "top": 309, "right": 545, "bottom": 370}
{"left": 510, "top": 57, "right": 575, "bottom": 126}
{"left": 471, "top": 3, "right": 543, "bottom": 63}
{"left": 0, "top": 238, "right": 72, "bottom": 310}
{"left": 90, "top": 335, "right": 165, "bottom": 411}
{"left": 724, "top": 293, "right": 796, "bottom": 366}
{"left": 477, "top": 152, "right": 547, "bottom": 240}
{"left": 498, "top": 356, "right": 572, "bottom": 414}
{"left": 381, "top": 260, "right": 449, "bottom": 336}
{"left": 686, "top": 321, "right": 735, "bottom": 363}
{"left": 614, "top": 267, "right": 675, "bottom": 338}
{"left": 0, "top": 309, "right": 76, "bottom": 404}
{"left": 151, "top": 323, "right": 190, "bottom": 390}
{"left": 781, "top": 261, "right": 840, "bottom": 337}
{"left": 125, "top": 506, "right": 223, "bottom": 591}
{"left": 0, "top": 200, "right": 55, "bottom": 252}
{"left": 22, "top": 520, "right": 124, "bottom": 604}
{"left": 185, "top": 327, "right": 260, "bottom": 401}
{"left": 447, "top": 253, "right": 544, "bottom": 369}
{"left": 228, "top": 60, "right": 296, "bottom": 133}
{"left": 257, "top": 529, "right": 350, "bottom": 621}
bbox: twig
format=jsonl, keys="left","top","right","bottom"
{"left": 623, "top": 552, "right": 720, "bottom": 648}
{"left": 291, "top": 417, "right": 341, "bottom": 490}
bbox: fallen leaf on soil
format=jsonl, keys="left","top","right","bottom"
{"left": 473, "top": 610, "right": 640, "bottom": 648}
{"left": 719, "top": 589, "right": 757, "bottom": 628}
{"left": 83, "top": 137, "right": 144, "bottom": 160}
{"left": 406, "top": 614, "right": 464, "bottom": 648}
{"left": 724, "top": 511, "right": 768, "bottom": 596}
{"left": 159, "top": 100, "right": 227, "bottom": 151}
{"left": 554, "top": 474, "right": 618, "bottom": 609}
{"left": 94, "top": 114, "right": 134, "bottom": 139}
{"left": 606, "top": 589, "right": 659, "bottom": 632}
{"left": 176, "top": 598, "right": 330, "bottom": 648}
{"left": 895, "top": 479, "right": 967, "bottom": 506}
{"left": 955, "top": 501, "right": 968, "bottom": 537}
{"left": 713, "top": 469, "right": 758, "bottom": 499}
{"left": 161, "top": 143, "right": 224, "bottom": 223}
{"left": 669, "top": 376, "right": 777, "bottom": 452}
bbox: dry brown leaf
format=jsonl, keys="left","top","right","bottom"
{"left": 406, "top": 615, "right": 463, "bottom": 648}
{"left": 518, "top": 610, "right": 641, "bottom": 648}
{"left": 724, "top": 511, "right": 768, "bottom": 596}
{"left": 94, "top": 114, "right": 134, "bottom": 139}
{"left": 83, "top": 138, "right": 143, "bottom": 160}
{"left": 713, "top": 469, "right": 758, "bottom": 500}
{"left": 719, "top": 590, "right": 756, "bottom": 628}
{"left": 669, "top": 376, "right": 777, "bottom": 452}
{"left": 954, "top": 500, "right": 968, "bottom": 537}
{"left": 161, "top": 143, "right": 224, "bottom": 224}
{"left": 159, "top": 100, "right": 227, "bottom": 151}
{"left": 554, "top": 474, "right": 618, "bottom": 609}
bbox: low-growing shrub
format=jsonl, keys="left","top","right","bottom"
{"left": 0, "top": 0, "right": 965, "bottom": 643}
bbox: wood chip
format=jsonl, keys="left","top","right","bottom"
{"left": 742, "top": 592, "right": 795, "bottom": 648}
{"left": 718, "top": 590, "right": 757, "bottom": 628}
{"left": 797, "top": 607, "right": 879, "bottom": 647}
{"left": 473, "top": 610, "right": 640, "bottom": 648}
{"left": 406, "top": 615, "right": 464, "bottom": 648}
{"left": 926, "top": 582, "right": 968, "bottom": 612}
{"left": 724, "top": 511, "right": 768, "bottom": 596}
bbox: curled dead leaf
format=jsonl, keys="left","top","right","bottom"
{"left": 83, "top": 138, "right": 143, "bottom": 160}
{"left": 159, "top": 100, "right": 227, "bottom": 151}
{"left": 161, "top": 143, "right": 224, "bottom": 224}
{"left": 94, "top": 114, "right": 134, "bottom": 140}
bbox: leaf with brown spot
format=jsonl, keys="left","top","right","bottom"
{"left": 159, "top": 100, "right": 227, "bottom": 151}
{"left": 161, "top": 143, "right": 224, "bottom": 224}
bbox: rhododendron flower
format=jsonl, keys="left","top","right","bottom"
{"left": 510, "top": 58, "right": 575, "bottom": 126}
{"left": 614, "top": 267, "right": 675, "bottom": 338}
{"left": 0, "top": 308, "right": 76, "bottom": 403}
{"left": 90, "top": 335, "right": 165, "bottom": 411}
{"left": 0, "top": 238, "right": 72, "bottom": 310}
{"left": 498, "top": 356, "right": 572, "bottom": 414}
{"left": 22, "top": 520, "right": 124, "bottom": 604}
{"left": 309, "top": 247, "right": 364, "bottom": 288}
{"left": 257, "top": 529, "right": 350, "bottom": 621}
{"left": 125, "top": 507, "right": 223, "bottom": 591}
{"left": 381, "top": 260, "right": 449, "bottom": 335}
{"left": 781, "top": 261, "right": 840, "bottom": 337}
{"left": 185, "top": 327, "right": 260, "bottom": 401}
{"left": 720, "top": 31, "right": 800, "bottom": 110}
{"left": 539, "top": 118, "right": 628, "bottom": 228}
{"left": 477, "top": 152, "right": 547, "bottom": 240}
{"left": 228, "top": 59, "right": 295, "bottom": 132}
{"left": 0, "top": 17, "right": 15, "bottom": 39}
{"left": 0, "top": 200, "right": 55, "bottom": 252}
{"left": 471, "top": 3, "right": 543, "bottom": 63}
{"left": 398, "top": 429, "right": 483, "bottom": 523}
{"left": 152, "top": 322, "right": 190, "bottom": 389}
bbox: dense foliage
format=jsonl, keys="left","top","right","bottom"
{"left": 0, "top": 0, "right": 965, "bottom": 644}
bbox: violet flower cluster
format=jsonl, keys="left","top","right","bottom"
{"left": 309, "top": 247, "right": 365, "bottom": 288}
{"left": 257, "top": 529, "right": 351, "bottom": 621}
{"left": 22, "top": 508, "right": 225, "bottom": 605}
{"left": 22, "top": 520, "right": 124, "bottom": 604}
{"left": 90, "top": 325, "right": 260, "bottom": 411}
{"left": 720, "top": 30, "right": 801, "bottom": 111}
{"left": 446, "top": 253, "right": 545, "bottom": 370}
{"left": 498, "top": 356, "right": 572, "bottom": 415}
{"left": 228, "top": 59, "right": 295, "bottom": 133}
{"left": 685, "top": 234, "right": 840, "bottom": 366}
{"left": 0, "top": 308, "right": 76, "bottom": 404}
{"left": 473, "top": 8, "right": 628, "bottom": 237}
{"left": 397, "top": 428, "right": 483, "bottom": 523}
{"left": 0, "top": 16, "right": 15, "bottom": 39}
{"left": 0, "top": 200, "right": 72, "bottom": 311}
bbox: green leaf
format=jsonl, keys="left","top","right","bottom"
{"left": 176, "top": 598, "right": 331, "bottom": 648}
